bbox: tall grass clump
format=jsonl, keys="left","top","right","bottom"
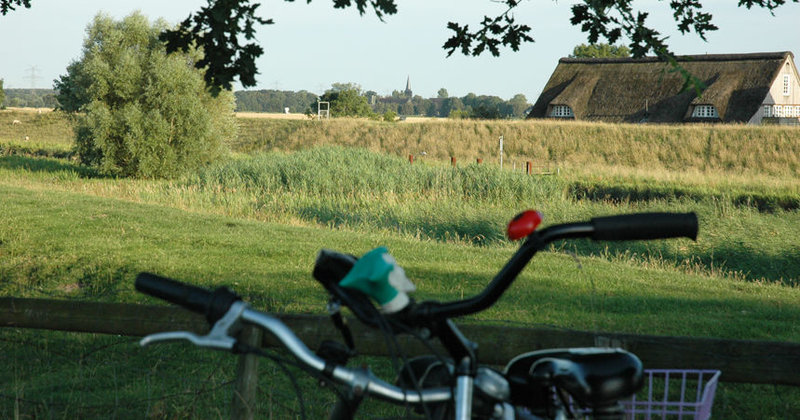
{"left": 179, "top": 146, "right": 798, "bottom": 284}
{"left": 184, "top": 146, "right": 566, "bottom": 243}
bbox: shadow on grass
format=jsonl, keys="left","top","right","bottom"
{"left": 299, "top": 204, "right": 797, "bottom": 285}
{"left": 569, "top": 182, "right": 800, "bottom": 213}
{"left": 401, "top": 265, "right": 800, "bottom": 340}
{"left": 0, "top": 155, "right": 100, "bottom": 178}
{"left": 555, "top": 240, "right": 799, "bottom": 287}
{"left": 298, "top": 204, "right": 503, "bottom": 246}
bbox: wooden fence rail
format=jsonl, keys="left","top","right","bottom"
{"left": 2, "top": 297, "right": 799, "bottom": 387}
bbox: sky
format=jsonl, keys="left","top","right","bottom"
{"left": 1, "top": 0, "right": 799, "bottom": 102}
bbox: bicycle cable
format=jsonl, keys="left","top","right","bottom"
{"left": 373, "top": 309, "right": 436, "bottom": 420}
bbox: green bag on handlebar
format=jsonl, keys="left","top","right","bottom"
{"left": 339, "top": 247, "right": 415, "bottom": 313}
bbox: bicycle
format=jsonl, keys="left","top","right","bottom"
{"left": 135, "top": 210, "right": 698, "bottom": 419}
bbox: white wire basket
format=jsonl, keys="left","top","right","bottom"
{"left": 621, "top": 369, "right": 722, "bottom": 420}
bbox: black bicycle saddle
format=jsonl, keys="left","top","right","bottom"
{"left": 505, "top": 347, "right": 643, "bottom": 408}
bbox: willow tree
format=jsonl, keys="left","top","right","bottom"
{"left": 55, "top": 12, "right": 236, "bottom": 178}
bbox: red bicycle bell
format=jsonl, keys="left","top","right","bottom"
{"left": 507, "top": 210, "right": 543, "bottom": 241}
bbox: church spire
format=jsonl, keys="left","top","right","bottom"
{"left": 404, "top": 75, "right": 412, "bottom": 97}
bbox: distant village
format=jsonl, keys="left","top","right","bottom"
{"left": 4, "top": 50, "right": 798, "bottom": 125}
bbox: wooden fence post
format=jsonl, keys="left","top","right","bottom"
{"left": 231, "top": 325, "right": 263, "bottom": 420}
{"left": 408, "top": 154, "right": 414, "bottom": 164}
{"left": 526, "top": 161, "right": 532, "bottom": 175}
{"left": 451, "top": 157, "right": 457, "bottom": 167}
{"left": 476, "top": 158, "right": 483, "bottom": 164}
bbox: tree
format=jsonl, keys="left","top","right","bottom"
{"left": 507, "top": 93, "right": 529, "bottom": 118}
{"left": 0, "top": 79, "right": 5, "bottom": 109}
{"left": 439, "top": 97, "right": 464, "bottom": 117}
{"left": 570, "top": 43, "right": 631, "bottom": 58}
{"left": 382, "top": 110, "right": 397, "bottom": 122}
{"left": 330, "top": 82, "right": 363, "bottom": 93}
{"left": 400, "top": 100, "right": 414, "bottom": 116}
{"left": 56, "top": 12, "right": 236, "bottom": 179}
{"left": 317, "top": 87, "right": 373, "bottom": 117}
{"left": 3, "top": 0, "right": 796, "bottom": 95}
{"left": 437, "top": 88, "right": 449, "bottom": 99}
{"left": 466, "top": 95, "right": 505, "bottom": 119}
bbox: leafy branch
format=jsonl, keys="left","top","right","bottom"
{"left": 0, "top": 0, "right": 30, "bottom": 15}
{"left": 570, "top": 0, "right": 717, "bottom": 94}
{"left": 443, "top": 0, "right": 534, "bottom": 57}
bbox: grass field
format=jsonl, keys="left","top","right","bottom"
{"left": 1, "top": 109, "right": 799, "bottom": 418}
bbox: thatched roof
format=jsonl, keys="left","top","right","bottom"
{"left": 528, "top": 51, "right": 793, "bottom": 123}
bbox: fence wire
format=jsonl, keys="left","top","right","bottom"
{"left": 0, "top": 327, "right": 430, "bottom": 419}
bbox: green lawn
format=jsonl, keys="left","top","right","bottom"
{"left": 1, "top": 123, "right": 799, "bottom": 418}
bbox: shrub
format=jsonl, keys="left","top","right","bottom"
{"left": 56, "top": 12, "right": 236, "bottom": 178}
{"left": 382, "top": 110, "right": 397, "bottom": 122}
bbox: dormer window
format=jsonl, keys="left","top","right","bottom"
{"left": 692, "top": 105, "right": 719, "bottom": 118}
{"left": 550, "top": 105, "right": 574, "bottom": 118}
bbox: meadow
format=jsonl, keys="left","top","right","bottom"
{"left": 1, "top": 108, "right": 799, "bottom": 418}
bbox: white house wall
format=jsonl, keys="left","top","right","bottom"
{"left": 750, "top": 56, "right": 800, "bottom": 124}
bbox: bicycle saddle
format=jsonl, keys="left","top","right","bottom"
{"left": 504, "top": 348, "right": 643, "bottom": 408}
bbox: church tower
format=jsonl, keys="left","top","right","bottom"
{"left": 404, "top": 76, "right": 412, "bottom": 97}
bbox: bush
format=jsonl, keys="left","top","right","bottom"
{"left": 56, "top": 12, "right": 236, "bottom": 178}
{"left": 382, "top": 110, "right": 397, "bottom": 122}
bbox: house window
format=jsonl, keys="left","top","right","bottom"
{"left": 764, "top": 105, "right": 772, "bottom": 117}
{"left": 784, "top": 75, "right": 791, "bottom": 96}
{"left": 550, "top": 105, "right": 574, "bottom": 118}
{"left": 692, "top": 105, "right": 719, "bottom": 118}
{"left": 774, "top": 105, "right": 783, "bottom": 117}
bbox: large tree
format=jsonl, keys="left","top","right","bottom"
{"left": 56, "top": 12, "right": 236, "bottom": 178}
{"left": 317, "top": 86, "right": 373, "bottom": 117}
{"left": 2, "top": 0, "right": 797, "bottom": 94}
{"left": 507, "top": 93, "right": 530, "bottom": 118}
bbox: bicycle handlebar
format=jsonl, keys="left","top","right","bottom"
{"left": 135, "top": 211, "right": 697, "bottom": 415}
{"left": 135, "top": 272, "right": 241, "bottom": 324}
{"left": 409, "top": 212, "right": 698, "bottom": 321}
{"left": 590, "top": 212, "right": 698, "bottom": 241}
{"left": 136, "top": 273, "right": 453, "bottom": 405}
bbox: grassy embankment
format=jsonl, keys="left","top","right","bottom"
{"left": 1, "top": 109, "right": 799, "bottom": 418}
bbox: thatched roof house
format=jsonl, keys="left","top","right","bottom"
{"left": 528, "top": 51, "right": 800, "bottom": 124}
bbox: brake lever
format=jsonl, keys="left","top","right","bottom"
{"left": 140, "top": 301, "right": 248, "bottom": 351}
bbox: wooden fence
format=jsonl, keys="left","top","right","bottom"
{"left": 3, "top": 297, "right": 800, "bottom": 417}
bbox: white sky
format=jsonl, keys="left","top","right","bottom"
{"left": 1, "top": 0, "right": 799, "bottom": 101}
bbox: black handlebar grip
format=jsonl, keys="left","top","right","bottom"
{"left": 591, "top": 212, "right": 698, "bottom": 241}
{"left": 135, "top": 272, "right": 240, "bottom": 324}
{"left": 313, "top": 249, "right": 357, "bottom": 289}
